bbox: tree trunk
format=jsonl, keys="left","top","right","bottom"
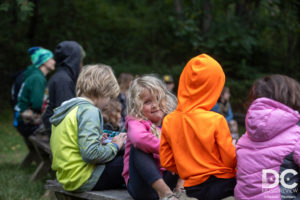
{"left": 173, "top": 0, "right": 183, "bottom": 19}
{"left": 203, "top": 0, "right": 212, "bottom": 33}
{"left": 27, "top": 0, "right": 38, "bottom": 43}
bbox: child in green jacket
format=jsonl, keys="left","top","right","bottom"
{"left": 50, "top": 64, "right": 126, "bottom": 191}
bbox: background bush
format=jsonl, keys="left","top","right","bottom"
{"left": 1, "top": 0, "right": 300, "bottom": 113}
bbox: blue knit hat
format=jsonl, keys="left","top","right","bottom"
{"left": 27, "top": 47, "right": 54, "bottom": 68}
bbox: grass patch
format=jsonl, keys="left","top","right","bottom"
{"left": 0, "top": 108, "right": 47, "bottom": 200}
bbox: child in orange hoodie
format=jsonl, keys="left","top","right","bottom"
{"left": 160, "top": 54, "right": 237, "bottom": 200}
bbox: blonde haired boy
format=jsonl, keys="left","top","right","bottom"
{"left": 50, "top": 64, "right": 127, "bottom": 192}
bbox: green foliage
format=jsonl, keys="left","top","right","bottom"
{"left": 0, "top": 2, "right": 10, "bottom": 11}
{"left": 1, "top": 0, "right": 300, "bottom": 111}
{"left": 17, "top": 0, "right": 34, "bottom": 21}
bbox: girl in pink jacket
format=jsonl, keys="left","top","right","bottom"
{"left": 122, "top": 75, "right": 193, "bottom": 200}
{"left": 235, "top": 74, "right": 300, "bottom": 200}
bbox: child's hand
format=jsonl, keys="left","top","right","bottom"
{"left": 101, "top": 133, "right": 108, "bottom": 144}
{"left": 232, "top": 139, "right": 237, "bottom": 147}
{"left": 111, "top": 132, "right": 127, "bottom": 150}
{"left": 174, "top": 178, "right": 184, "bottom": 193}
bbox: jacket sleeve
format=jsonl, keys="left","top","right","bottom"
{"left": 293, "top": 136, "right": 300, "bottom": 166}
{"left": 77, "top": 106, "right": 118, "bottom": 164}
{"left": 215, "top": 117, "right": 237, "bottom": 169}
{"left": 127, "top": 120, "right": 160, "bottom": 154}
{"left": 159, "top": 123, "right": 178, "bottom": 173}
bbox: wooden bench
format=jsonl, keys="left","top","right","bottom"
{"left": 20, "top": 136, "right": 41, "bottom": 168}
{"left": 45, "top": 180, "right": 133, "bottom": 200}
{"left": 28, "top": 133, "right": 54, "bottom": 181}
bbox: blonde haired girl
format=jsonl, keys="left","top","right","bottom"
{"left": 122, "top": 75, "right": 192, "bottom": 200}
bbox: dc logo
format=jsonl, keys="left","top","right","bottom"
{"left": 262, "top": 169, "right": 298, "bottom": 189}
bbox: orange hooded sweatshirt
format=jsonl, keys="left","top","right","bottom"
{"left": 160, "top": 54, "right": 236, "bottom": 187}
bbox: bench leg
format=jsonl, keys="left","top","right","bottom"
{"left": 20, "top": 137, "right": 40, "bottom": 168}
{"left": 20, "top": 149, "right": 40, "bottom": 168}
{"left": 29, "top": 136, "right": 53, "bottom": 180}
{"left": 30, "top": 160, "right": 51, "bottom": 181}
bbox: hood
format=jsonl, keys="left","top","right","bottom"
{"left": 246, "top": 97, "right": 300, "bottom": 142}
{"left": 50, "top": 97, "right": 93, "bottom": 126}
{"left": 177, "top": 54, "right": 225, "bottom": 112}
{"left": 54, "top": 41, "right": 82, "bottom": 83}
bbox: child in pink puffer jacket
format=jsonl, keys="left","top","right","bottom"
{"left": 235, "top": 74, "right": 300, "bottom": 200}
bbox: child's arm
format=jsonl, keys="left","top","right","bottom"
{"left": 127, "top": 120, "right": 160, "bottom": 154}
{"left": 215, "top": 117, "right": 237, "bottom": 168}
{"left": 77, "top": 106, "right": 119, "bottom": 164}
{"left": 159, "top": 124, "right": 178, "bottom": 173}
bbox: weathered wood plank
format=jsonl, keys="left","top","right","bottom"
{"left": 29, "top": 134, "right": 53, "bottom": 181}
{"left": 45, "top": 180, "right": 133, "bottom": 200}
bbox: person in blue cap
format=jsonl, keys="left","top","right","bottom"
{"left": 14, "top": 47, "right": 55, "bottom": 138}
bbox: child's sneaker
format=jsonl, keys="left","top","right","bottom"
{"left": 159, "top": 193, "right": 178, "bottom": 200}
{"left": 174, "top": 189, "right": 197, "bottom": 200}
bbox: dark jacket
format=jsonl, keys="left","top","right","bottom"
{"left": 42, "top": 41, "right": 82, "bottom": 135}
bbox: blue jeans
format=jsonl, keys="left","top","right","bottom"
{"left": 127, "top": 147, "right": 177, "bottom": 200}
{"left": 185, "top": 176, "right": 236, "bottom": 200}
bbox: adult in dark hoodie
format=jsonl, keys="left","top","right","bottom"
{"left": 42, "top": 41, "right": 85, "bottom": 135}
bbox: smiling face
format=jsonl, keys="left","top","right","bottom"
{"left": 141, "top": 89, "right": 164, "bottom": 125}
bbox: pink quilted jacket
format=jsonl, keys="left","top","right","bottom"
{"left": 235, "top": 98, "right": 300, "bottom": 200}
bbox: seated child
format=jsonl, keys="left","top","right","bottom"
{"left": 160, "top": 54, "right": 237, "bottom": 200}
{"left": 102, "top": 99, "right": 123, "bottom": 131}
{"left": 117, "top": 73, "right": 134, "bottom": 126}
{"left": 235, "top": 75, "right": 300, "bottom": 200}
{"left": 123, "top": 75, "right": 194, "bottom": 200}
{"left": 50, "top": 64, "right": 127, "bottom": 192}
{"left": 163, "top": 75, "right": 176, "bottom": 94}
{"left": 102, "top": 100, "right": 125, "bottom": 143}
{"left": 212, "top": 86, "right": 239, "bottom": 142}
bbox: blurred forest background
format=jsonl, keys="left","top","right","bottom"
{"left": 1, "top": 0, "right": 300, "bottom": 113}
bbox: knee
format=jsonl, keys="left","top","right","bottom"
{"left": 130, "top": 147, "right": 156, "bottom": 165}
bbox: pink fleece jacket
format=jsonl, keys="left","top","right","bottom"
{"left": 122, "top": 116, "right": 162, "bottom": 185}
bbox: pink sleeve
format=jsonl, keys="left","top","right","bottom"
{"left": 127, "top": 120, "right": 160, "bottom": 154}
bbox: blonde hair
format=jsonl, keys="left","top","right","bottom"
{"left": 127, "top": 75, "right": 177, "bottom": 138}
{"left": 76, "top": 64, "right": 119, "bottom": 99}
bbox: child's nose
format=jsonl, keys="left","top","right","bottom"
{"left": 152, "top": 102, "right": 158, "bottom": 108}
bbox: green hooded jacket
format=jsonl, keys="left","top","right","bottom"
{"left": 50, "top": 97, "right": 118, "bottom": 191}
{"left": 15, "top": 66, "right": 46, "bottom": 118}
